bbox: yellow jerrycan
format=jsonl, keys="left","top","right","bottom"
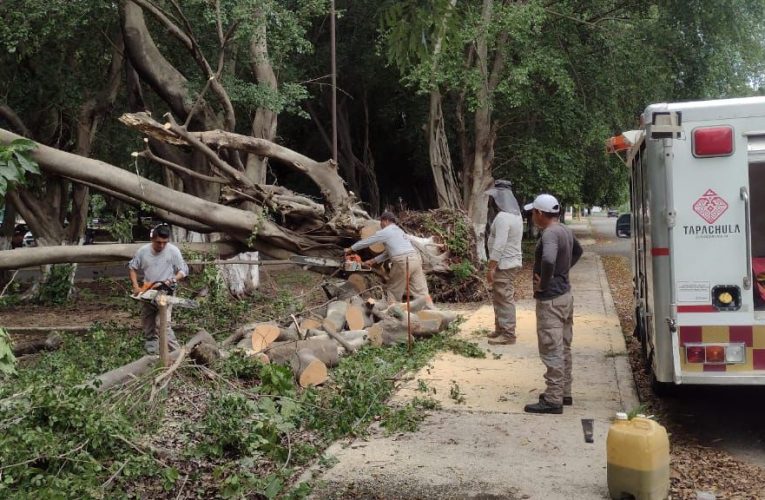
{"left": 607, "top": 413, "right": 670, "bottom": 500}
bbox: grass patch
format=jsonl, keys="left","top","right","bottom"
{"left": 381, "top": 397, "right": 442, "bottom": 435}
{"left": 1, "top": 302, "right": 468, "bottom": 498}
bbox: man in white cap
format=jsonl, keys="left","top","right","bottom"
{"left": 485, "top": 180, "right": 523, "bottom": 345}
{"left": 522, "top": 194, "right": 582, "bottom": 414}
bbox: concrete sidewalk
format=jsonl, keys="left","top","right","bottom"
{"left": 311, "top": 236, "right": 638, "bottom": 499}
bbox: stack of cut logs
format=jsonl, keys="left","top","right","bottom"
{"left": 228, "top": 295, "right": 459, "bottom": 387}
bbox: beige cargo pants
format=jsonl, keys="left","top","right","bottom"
{"left": 492, "top": 268, "right": 519, "bottom": 339}
{"left": 386, "top": 252, "right": 431, "bottom": 304}
{"left": 535, "top": 292, "right": 574, "bottom": 405}
{"left": 141, "top": 301, "right": 179, "bottom": 353}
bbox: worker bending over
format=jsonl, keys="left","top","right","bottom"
{"left": 346, "top": 211, "right": 432, "bottom": 306}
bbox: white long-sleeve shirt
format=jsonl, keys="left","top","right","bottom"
{"left": 488, "top": 211, "right": 523, "bottom": 269}
{"left": 351, "top": 223, "right": 416, "bottom": 264}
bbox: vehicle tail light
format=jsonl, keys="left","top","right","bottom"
{"left": 686, "top": 346, "right": 705, "bottom": 363}
{"left": 725, "top": 344, "right": 746, "bottom": 363}
{"left": 692, "top": 126, "right": 733, "bottom": 157}
{"left": 705, "top": 346, "right": 725, "bottom": 363}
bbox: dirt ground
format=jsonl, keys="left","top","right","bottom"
{"left": 0, "top": 259, "right": 534, "bottom": 330}
{"left": 0, "top": 279, "right": 136, "bottom": 328}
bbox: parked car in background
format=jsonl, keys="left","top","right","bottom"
{"left": 607, "top": 208, "right": 619, "bottom": 217}
{"left": 11, "top": 224, "right": 28, "bottom": 248}
{"left": 22, "top": 231, "right": 36, "bottom": 247}
{"left": 616, "top": 213, "right": 631, "bottom": 238}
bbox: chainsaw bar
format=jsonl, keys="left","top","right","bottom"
{"left": 289, "top": 255, "right": 372, "bottom": 272}
{"left": 131, "top": 290, "right": 199, "bottom": 309}
{"left": 289, "top": 255, "right": 344, "bottom": 268}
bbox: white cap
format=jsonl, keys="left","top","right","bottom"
{"left": 523, "top": 194, "right": 560, "bottom": 214}
{"left": 615, "top": 412, "right": 628, "bottom": 420}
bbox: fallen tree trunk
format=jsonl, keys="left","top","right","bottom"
{"left": 12, "top": 333, "right": 62, "bottom": 356}
{"left": 0, "top": 128, "right": 350, "bottom": 262}
{"left": 88, "top": 329, "right": 219, "bottom": 392}
{"left": 5, "top": 326, "right": 90, "bottom": 335}
{"left": 0, "top": 242, "right": 241, "bottom": 270}
{"left": 119, "top": 112, "right": 353, "bottom": 212}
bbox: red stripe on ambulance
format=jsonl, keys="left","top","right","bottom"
{"left": 677, "top": 305, "right": 717, "bottom": 313}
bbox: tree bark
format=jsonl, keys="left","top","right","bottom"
{"left": 245, "top": 7, "right": 278, "bottom": 184}
{"left": 0, "top": 241, "right": 240, "bottom": 270}
{"left": 462, "top": 0, "right": 507, "bottom": 261}
{"left": 119, "top": 112, "right": 355, "bottom": 213}
{"left": 428, "top": 90, "right": 461, "bottom": 209}
{"left": 0, "top": 128, "right": 342, "bottom": 259}
{"left": 426, "top": 0, "right": 460, "bottom": 210}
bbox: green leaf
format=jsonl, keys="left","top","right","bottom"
{"left": 263, "top": 475, "right": 283, "bottom": 499}
{"left": 12, "top": 152, "right": 39, "bottom": 174}
{"left": 9, "top": 138, "right": 36, "bottom": 152}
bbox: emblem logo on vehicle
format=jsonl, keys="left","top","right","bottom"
{"left": 693, "top": 189, "right": 728, "bottom": 224}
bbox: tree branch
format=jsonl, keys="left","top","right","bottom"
{"left": 138, "top": 147, "right": 228, "bottom": 184}
{"left": 73, "top": 178, "right": 217, "bottom": 233}
{"left": 120, "top": 112, "right": 354, "bottom": 212}
{"left": 129, "top": 0, "right": 192, "bottom": 49}
{"left": 164, "top": 114, "right": 252, "bottom": 187}
{"left": 0, "top": 105, "right": 31, "bottom": 137}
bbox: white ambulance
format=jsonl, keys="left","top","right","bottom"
{"left": 609, "top": 96, "right": 765, "bottom": 393}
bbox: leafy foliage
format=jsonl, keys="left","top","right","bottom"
{"left": 0, "top": 328, "right": 17, "bottom": 376}
{"left": 35, "top": 264, "right": 76, "bottom": 305}
{"left": 0, "top": 139, "right": 39, "bottom": 195}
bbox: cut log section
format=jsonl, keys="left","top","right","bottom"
{"left": 251, "top": 324, "right": 280, "bottom": 353}
{"left": 345, "top": 304, "right": 366, "bottom": 331}
{"left": 300, "top": 317, "right": 322, "bottom": 332}
{"left": 278, "top": 325, "right": 300, "bottom": 342}
{"left": 367, "top": 323, "right": 384, "bottom": 347}
{"left": 322, "top": 300, "right": 348, "bottom": 333}
{"left": 266, "top": 337, "right": 340, "bottom": 367}
{"left": 360, "top": 222, "right": 385, "bottom": 254}
{"left": 416, "top": 309, "right": 459, "bottom": 330}
{"left": 290, "top": 348, "right": 328, "bottom": 387}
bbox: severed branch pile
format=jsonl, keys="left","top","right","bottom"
{"left": 223, "top": 293, "right": 459, "bottom": 388}
{"left": 77, "top": 290, "right": 459, "bottom": 394}
{"left": 398, "top": 209, "right": 490, "bottom": 302}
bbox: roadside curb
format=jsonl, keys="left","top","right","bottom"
{"left": 595, "top": 253, "right": 640, "bottom": 411}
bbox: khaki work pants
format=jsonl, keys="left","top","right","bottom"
{"left": 492, "top": 267, "right": 519, "bottom": 339}
{"left": 535, "top": 292, "right": 574, "bottom": 405}
{"left": 140, "top": 301, "right": 178, "bottom": 353}
{"left": 387, "top": 252, "right": 430, "bottom": 304}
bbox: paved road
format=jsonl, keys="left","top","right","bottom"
{"left": 587, "top": 215, "right": 631, "bottom": 257}
{"left": 586, "top": 215, "right": 765, "bottom": 468}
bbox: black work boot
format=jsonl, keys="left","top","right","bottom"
{"left": 539, "top": 394, "right": 573, "bottom": 406}
{"left": 524, "top": 399, "right": 563, "bottom": 414}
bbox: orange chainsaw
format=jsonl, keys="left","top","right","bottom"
{"left": 131, "top": 280, "right": 199, "bottom": 308}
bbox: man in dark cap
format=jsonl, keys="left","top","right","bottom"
{"left": 485, "top": 180, "right": 524, "bottom": 345}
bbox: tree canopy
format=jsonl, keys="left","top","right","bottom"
{"left": 1, "top": 0, "right": 764, "bottom": 249}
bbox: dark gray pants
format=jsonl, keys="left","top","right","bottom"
{"left": 140, "top": 301, "right": 178, "bottom": 353}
